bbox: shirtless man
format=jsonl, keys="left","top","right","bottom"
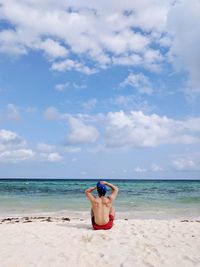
{"left": 85, "top": 181, "right": 119, "bottom": 230}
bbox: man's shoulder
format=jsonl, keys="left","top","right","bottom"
{"left": 91, "top": 196, "right": 99, "bottom": 203}
{"left": 106, "top": 196, "right": 113, "bottom": 202}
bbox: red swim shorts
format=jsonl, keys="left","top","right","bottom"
{"left": 92, "top": 214, "right": 114, "bottom": 230}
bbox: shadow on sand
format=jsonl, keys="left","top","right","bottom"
{"left": 57, "top": 222, "right": 92, "bottom": 230}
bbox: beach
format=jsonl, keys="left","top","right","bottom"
{"left": 0, "top": 215, "right": 200, "bottom": 267}
{"left": 0, "top": 179, "right": 200, "bottom": 266}
{"left": 1, "top": 0, "right": 199, "bottom": 265}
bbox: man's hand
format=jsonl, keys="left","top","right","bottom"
{"left": 101, "top": 181, "right": 119, "bottom": 201}
{"left": 85, "top": 186, "right": 96, "bottom": 193}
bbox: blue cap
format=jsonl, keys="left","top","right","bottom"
{"left": 96, "top": 181, "right": 107, "bottom": 196}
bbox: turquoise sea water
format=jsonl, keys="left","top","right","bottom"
{"left": 0, "top": 179, "right": 200, "bottom": 219}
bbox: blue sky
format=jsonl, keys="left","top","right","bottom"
{"left": 0, "top": 0, "right": 200, "bottom": 179}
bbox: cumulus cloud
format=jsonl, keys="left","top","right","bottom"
{"left": 0, "top": 129, "right": 26, "bottom": 149}
{"left": 111, "top": 95, "right": 153, "bottom": 112}
{"left": 104, "top": 111, "right": 200, "bottom": 148}
{"left": 151, "top": 163, "right": 163, "bottom": 171}
{"left": 0, "top": 149, "right": 34, "bottom": 163}
{"left": 0, "top": 29, "right": 28, "bottom": 55}
{"left": 55, "top": 82, "right": 87, "bottom": 92}
{"left": 36, "top": 142, "right": 63, "bottom": 162}
{"left": 55, "top": 83, "right": 69, "bottom": 92}
{"left": 167, "top": 0, "right": 200, "bottom": 93}
{"left": 64, "top": 147, "right": 81, "bottom": 153}
{"left": 1, "top": 0, "right": 199, "bottom": 94}
{"left": 82, "top": 99, "right": 97, "bottom": 110}
{"left": 65, "top": 116, "right": 99, "bottom": 145}
{"left": 0, "top": 129, "right": 34, "bottom": 162}
{"left": 34, "top": 38, "right": 68, "bottom": 59}
{"left": 0, "top": 0, "right": 172, "bottom": 73}
{"left": 43, "top": 106, "right": 61, "bottom": 120}
{"left": 0, "top": 130, "right": 63, "bottom": 163}
{"left": 120, "top": 73, "right": 154, "bottom": 94}
{"left": 43, "top": 106, "right": 103, "bottom": 124}
{"left": 72, "top": 83, "right": 87, "bottom": 90}
{"left": 134, "top": 166, "right": 147, "bottom": 173}
{"left": 0, "top": 104, "right": 22, "bottom": 123}
{"left": 7, "top": 104, "right": 21, "bottom": 122}
{"left": 173, "top": 158, "right": 198, "bottom": 171}
{"left": 36, "top": 142, "right": 53, "bottom": 153}
{"left": 43, "top": 107, "right": 200, "bottom": 149}
{"left": 51, "top": 59, "right": 97, "bottom": 74}
{"left": 41, "top": 152, "right": 62, "bottom": 162}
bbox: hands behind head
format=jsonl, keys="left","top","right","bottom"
{"left": 100, "top": 181, "right": 106, "bottom": 185}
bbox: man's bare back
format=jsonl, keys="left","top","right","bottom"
{"left": 85, "top": 181, "right": 119, "bottom": 229}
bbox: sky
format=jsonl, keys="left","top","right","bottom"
{"left": 0, "top": 0, "right": 200, "bottom": 179}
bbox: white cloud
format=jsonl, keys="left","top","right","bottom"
{"left": 111, "top": 95, "right": 153, "bottom": 112}
{"left": 0, "top": 0, "right": 172, "bottom": 73}
{"left": 151, "top": 163, "right": 163, "bottom": 171}
{"left": 0, "top": 104, "right": 22, "bottom": 123}
{"left": 0, "top": 149, "right": 34, "bottom": 163}
{"left": 82, "top": 98, "right": 97, "bottom": 110}
{"left": 100, "top": 29, "right": 149, "bottom": 55}
{"left": 46, "top": 152, "right": 62, "bottom": 162}
{"left": 36, "top": 142, "right": 53, "bottom": 153}
{"left": 43, "top": 106, "right": 60, "bottom": 120}
{"left": 0, "top": 129, "right": 26, "bottom": 148}
{"left": 167, "top": 0, "right": 200, "bottom": 93}
{"left": 7, "top": 104, "right": 21, "bottom": 122}
{"left": 34, "top": 38, "right": 68, "bottom": 59}
{"left": 0, "top": 129, "right": 63, "bottom": 163}
{"left": 64, "top": 147, "right": 81, "bottom": 153}
{"left": 65, "top": 116, "right": 99, "bottom": 145}
{"left": 55, "top": 83, "right": 69, "bottom": 92}
{"left": 112, "top": 53, "right": 142, "bottom": 66}
{"left": 51, "top": 59, "right": 97, "bottom": 74}
{"left": 120, "top": 73, "right": 154, "bottom": 94}
{"left": 185, "top": 118, "right": 200, "bottom": 132}
{"left": 173, "top": 158, "right": 197, "bottom": 171}
{"left": 0, "top": 129, "right": 34, "bottom": 162}
{"left": 134, "top": 166, "right": 147, "bottom": 173}
{"left": 80, "top": 171, "right": 87, "bottom": 176}
{"left": 43, "top": 107, "right": 200, "bottom": 149}
{"left": 43, "top": 106, "right": 104, "bottom": 124}
{"left": 36, "top": 142, "right": 63, "bottom": 162}
{"left": 104, "top": 111, "right": 200, "bottom": 148}
{"left": 158, "top": 35, "right": 172, "bottom": 47}
{"left": 0, "top": 29, "right": 28, "bottom": 55}
{"left": 72, "top": 83, "right": 87, "bottom": 90}
{"left": 26, "top": 106, "right": 37, "bottom": 113}
{"left": 43, "top": 106, "right": 72, "bottom": 122}
{"left": 55, "top": 82, "right": 87, "bottom": 92}
{"left": 143, "top": 49, "right": 164, "bottom": 72}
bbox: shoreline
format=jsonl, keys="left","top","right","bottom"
{"left": 0, "top": 209, "right": 200, "bottom": 221}
{"left": 1, "top": 212, "right": 200, "bottom": 224}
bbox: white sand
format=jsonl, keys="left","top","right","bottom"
{"left": 0, "top": 218, "right": 200, "bottom": 267}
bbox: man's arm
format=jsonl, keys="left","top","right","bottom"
{"left": 102, "top": 181, "right": 119, "bottom": 201}
{"left": 85, "top": 186, "right": 96, "bottom": 202}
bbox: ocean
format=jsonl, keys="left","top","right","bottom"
{"left": 0, "top": 179, "right": 200, "bottom": 219}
